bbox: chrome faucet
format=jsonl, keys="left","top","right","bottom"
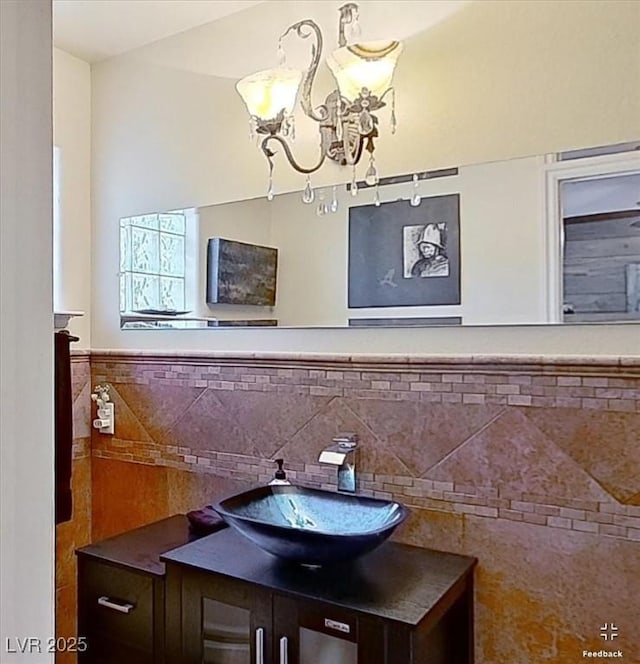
{"left": 318, "top": 433, "right": 359, "bottom": 492}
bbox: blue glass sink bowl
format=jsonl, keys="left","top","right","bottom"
{"left": 214, "top": 485, "right": 409, "bottom": 566}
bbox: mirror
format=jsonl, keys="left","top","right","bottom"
{"left": 120, "top": 143, "right": 640, "bottom": 329}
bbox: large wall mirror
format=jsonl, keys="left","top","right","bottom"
{"left": 120, "top": 143, "right": 640, "bottom": 330}
{"left": 105, "top": 0, "right": 639, "bottom": 332}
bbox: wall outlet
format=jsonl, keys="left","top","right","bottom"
{"left": 93, "top": 401, "right": 114, "bottom": 435}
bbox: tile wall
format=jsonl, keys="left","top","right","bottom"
{"left": 55, "top": 352, "right": 91, "bottom": 664}
{"left": 84, "top": 352, "right": 639, "bottom": 662}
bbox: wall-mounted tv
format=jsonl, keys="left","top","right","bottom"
{"left": 206, "top": 238, "right": 278, "bottom": 306}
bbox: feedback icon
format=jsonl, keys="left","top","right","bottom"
{"left": 600, "top": 624, "right": 619, "bottom": 641}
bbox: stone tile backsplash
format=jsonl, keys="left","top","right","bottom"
{"left": 56, "top": 353, "right": 92, "bottom": 664}
{"left": 90, "top": 354, "right": 640, "bottom": 541}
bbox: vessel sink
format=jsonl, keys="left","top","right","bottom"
{"left": 214, "top": 485, "right": 409, "bottom": 566}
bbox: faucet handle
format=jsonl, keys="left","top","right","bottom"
{"left": 332, "top": 432, "right": 358, "bottom": 449}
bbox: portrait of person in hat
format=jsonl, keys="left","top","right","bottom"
{"left": 409, "top": 223, "right": 449, "bottom": 278}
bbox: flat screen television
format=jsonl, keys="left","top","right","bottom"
{"left": 206, "top": 238, "right": 278, "bottom": 306}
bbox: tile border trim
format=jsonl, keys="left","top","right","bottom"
{"left": 90, "top": 351, "right": 640, "bottom": 377}
{"left": 90, "top": 449, "right": 640, "bottom": 543}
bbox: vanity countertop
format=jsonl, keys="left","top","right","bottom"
{"left": 76, "top": 515, "right": 196, "bottom": 577}
{"left": 161, "top": 526, "right": 476, "bottom": 627}
{"left": 75, "top": 514, "right": 476, "bottom": 627}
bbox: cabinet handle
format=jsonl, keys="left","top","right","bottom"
{"left": 279, "top": 636, "right": 288, "bottom": 664}
{"left": 255, "top": 627, "right": 264, "bottom": 664}
{"left": 97, "top": 596, "right": 134, "bottom": 614}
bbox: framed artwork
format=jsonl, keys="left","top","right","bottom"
{"left": 206, "top": 238, "right": 278, "bottom": 306}
{"left": 348, "top": 195, "right": 460, "bottom": 308}
{"left": 349, "top": 316, "right": 461, "bottom": 327}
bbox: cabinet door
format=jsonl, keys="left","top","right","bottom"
{"left": 273, "top": 596, "right": 384, "bottom": 664}
{"left": 78, "top": 558, "right": 155, "bottom": 664}
{"left": 177, "top": 569, "right": 272, "bottom": 664}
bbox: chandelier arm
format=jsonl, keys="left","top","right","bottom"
{"left": 378, "top": 87, "right": 394, "bottom": 106}
{"left": 261, "top": 135, "right": 326, "bottom": 175}
{"left": 281, "top": 19, "right": 328, "bottom": 123}
{"left": 337, "top": 3, "right": 359, "bottom": 48}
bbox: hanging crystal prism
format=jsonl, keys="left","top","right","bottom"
{"left": 364, "top": 154, "right": 379, "bottom": 186}
{"left": 288, "top": 114, "right": 296, "bottom": 141}
{"left": 316, "top": 190, "right": 328, "bottom": 217}
{"left": 359, "top": 110, "right": 373, "bottom": 135}
{"left": 302, "top": 176, "right": 315, "bottom": 204}
{"left": 277, "top": 38, "right": 286, "bottom": 66}
{"left": 349, "top": 7, "right": 362, "bottom": 41}
{"left": 267, "top": 163, "right": 274, "bottom": 201}
{"left": 249, "top": 116, "right": 258, "bottom": 142}
{"left": 330, "top": 185, "right": 339, "bottom": 213}
{"left": 350, "top": 165, "right": 359, "bottom": 197}
{"left": 389, "top": 88, "right": 397, "bottom": 134}
{"left": 410, "top": 173, "right": 421, "bottom": 207}
{"left": 373, "top": 183, "right": 381, "bottom": 207}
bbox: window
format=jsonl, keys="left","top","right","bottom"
{"left": 561, "top": 172, "right": 640, "bottom": 322}
{"left": 119, "top": 212, "right": 187, "bottom": 313}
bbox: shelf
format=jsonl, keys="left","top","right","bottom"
{"left": 54, "top": 310, "right": 85, "bottom": 331}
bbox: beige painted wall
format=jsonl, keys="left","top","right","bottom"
{"left": 91, "top": 0, "right": 640, "bottom": 354}
{"left": 0, "top": 0, "right": 55, "bottom": 659}
{"left": 53, "top": 48, "right": 92, "bottom": 347}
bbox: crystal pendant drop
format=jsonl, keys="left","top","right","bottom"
{"left": 350, "top": 9, "right": 362, "bottom": 41}
{"left": 359, "top": 110, "right": 373, "bottom": 135}
{"left": 267, "top": 165, "right": 274, "bottom": 201}
{"left": 249, "top": 117, "right": 257, "bottom": 142}
{"left": 373, "top": 184, "right": 381, "bottom": 207}
{"left": 351, "top": 167, "right": 359, "bottom": 197}
{"left": 316, "top": 190, "right": 328, "bottom": 217}
{"left": 330, "top": 185, "right": 339, "bottom": 213}
{"left": 277, "top": 39, "right": 286, "bottom": 66}
{"left": 364, "top": 155, "right": 379, "bottom": 186}
{"left": 302, "top": 176, "right": 315, "bottom": 204}
{"left": 289, "top": 115, "right": 296, "bottom": 141}
{"left": 410, "top": 173, "right": 421, "bottom": 207}
{"left": 390, "top": 88, "right": 397, "bottom": 135}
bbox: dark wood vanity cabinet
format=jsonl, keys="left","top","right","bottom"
{"left": 77, "top": 517, "right": 476, "bottom": 664}
{"left": 76, "top": 515, "right": 195, "bottom": 664}
{"left": 162, "top": 528, "right": 476, "bottom": 664}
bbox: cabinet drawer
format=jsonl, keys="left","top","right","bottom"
{"left": 79, "top": 558, "right": 154, "bottom": 655}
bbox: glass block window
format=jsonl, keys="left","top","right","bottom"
{"left": 120, "top": 212, "right": 187, "bottom": 312}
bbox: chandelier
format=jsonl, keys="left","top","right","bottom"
{"left": 236, "top": 3, "right": 403, "bottom": 205}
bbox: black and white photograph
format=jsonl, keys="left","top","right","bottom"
{"left": 403, "top": 223, "right": 450, "bottom": 278}
{"left": 348, "top": 195, "right": 460, "bottom": 308}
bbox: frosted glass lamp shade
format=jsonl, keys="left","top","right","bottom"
{"left": 326, "top": 41, "right": 403, "bottom": 101}
{"left": 236, "top": 68, "right": 303, "bottom": 121}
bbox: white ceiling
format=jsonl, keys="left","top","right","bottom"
{"left": 127, "top": 0, "right": 470, "bottom": 80}
{"left": 53, "top": 0, "right": 266, "bottom": 63}
{"left": 53, "top": 0, "right": 470, "bottom": 74}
